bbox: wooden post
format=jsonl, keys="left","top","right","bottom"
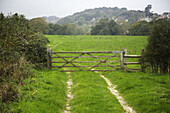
{"left": 141, "top": 49, "right": 145, "bottom": 72}
{"left": 120, "top": 48, "right": 124, "bottom": 71}
{"left": 123, "top": 48, "right": 127, "bottom": 72}
{"left": 47, "top": 46, "right": 52, "bottom": 69}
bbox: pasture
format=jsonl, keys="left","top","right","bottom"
{"left": 9, "top": 35, "right": 170, "bottom": 113}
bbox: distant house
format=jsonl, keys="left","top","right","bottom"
{"left": 156, "top": 12, "right": 170, "bottom": 20}
{"left": 139, "top": 17, "right": 152, "bottom": 22}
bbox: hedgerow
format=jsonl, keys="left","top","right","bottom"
{"left": 0, "top": 13, "right": 49, "bottom": 112}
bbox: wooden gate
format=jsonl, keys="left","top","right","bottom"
{"left": 47, "top": 47, "right": 144, "bottom": 72}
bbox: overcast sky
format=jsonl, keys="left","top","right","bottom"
{"left": 0, "top": 0, "right": 170, "bottom": 19}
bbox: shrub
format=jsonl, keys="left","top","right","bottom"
{"left": 0, "top": 12, "right": 48, "bottom": 111}
{"left": 142, "top": 19, "right": 170, "bottom": 74}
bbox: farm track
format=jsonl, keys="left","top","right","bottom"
{"left": 64, "top": 71, "right": 73, "bottom": 113}
{"left": 99, "top": 74, "right": 136, "bottom": 113}
{"left": 64, "top": 69, "right": 135, "bottom": 113}
{"left": 93, "top": 71, "right": 136, "bottom": 113}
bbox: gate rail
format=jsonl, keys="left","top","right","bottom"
{"left": 47, "top": 47, "right": 144, "bottom": 72}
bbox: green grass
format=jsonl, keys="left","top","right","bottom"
{"left": 70, "top": 71, "right": 124, "bottom": 113}
{"left": 101, "top": 71, "right": 170, "bottom": 113}
{"left": 9, "top": 35, "right": 170, "bottom": 113}
{"left": 46, "top": 35, "right": 147, "bottom": 52}
{"left": 45, "top": 35, "right": 169, "bottom": 113}
{"left": 9, "top": 70, "right": 67, "bottom": 113}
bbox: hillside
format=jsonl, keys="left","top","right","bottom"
{"left": 42, "top": 16, "right": 60, "bottom": 24}
{"left": 57, "top": 7, "right": 145, "bottom": 27}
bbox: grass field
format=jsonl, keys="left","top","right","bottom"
{"left": 10, "top": 35, "right": 170, "bottom": 113}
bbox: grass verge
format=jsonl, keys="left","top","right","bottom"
{"left": 9, "top": 69, "right": 67, "bottom": 113}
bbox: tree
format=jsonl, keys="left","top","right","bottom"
{"left": 90, "top": 18, "right": 123, "bottom": 35}
{"left": 142, "top": 19, "right": 170, "bottom": 74}
{"left": 48, "top": 23, "right": 86, "bottom": 35}
{"left": 128, "top": 21, "right": 151, "bottom": 35}
{"left": 29, "top": 17, "right": 49, "bottom": 34}
{"left": 144, "top": 4, "right": 152, "bottom": 17}
{"left": 108, "top": 19, "right": 123, "bottom": 35}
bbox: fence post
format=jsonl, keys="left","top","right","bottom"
{"left": 47, "top": 46, "right": 52, "bottom": 70}
{"left": 123, "top": 48, "right": 127, "bottom": 72}
{"left": 141, "top": 49, "right": 145, "bottom": 72}
{"left": 120, "top": 48, "right": 124, "bottom": 71}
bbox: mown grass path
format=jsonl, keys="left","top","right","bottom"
{"left": 70, "top": 71, "right": 124, "bottom": 113}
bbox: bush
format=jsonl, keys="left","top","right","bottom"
{"left": 0, "top": 12, "right": 48, "bottom": 111}
{"left": 0, "top": 13, "right": 49, "bottom": 67}
{"left": 142, "top": 19, "right": 170, "bottom": 74}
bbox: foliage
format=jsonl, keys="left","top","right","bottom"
{"left": 0, "top": 13, "right": 48, "bottom": 66}
{"left": 48, "top": 23, "right": 87, "bottom": 35}
{"left": 128, "top": 20, "right": 151, "bottom": 35}
{"left": 42, "top": 16, "right": 60, "bottom": 24}
{"left": 0, "top": 12, "right": 48, "bottom": 111}
{"left": 90, "top": 19, "right": 123, "bottom": 35}
{"left": 142, "top": 19, "right": 170, "bottom": 74}
{"left": 56, "top": 7, "right": 146, "bottom": 33}
{"left": 29, "top": 17, "right": 49, "bottom": 34}
{"left": 57, "top": 7, "right": 145, "bottom": 26}
{"left": 144, "top": 4, "right": 152, "bottom": 17}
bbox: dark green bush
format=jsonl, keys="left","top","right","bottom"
{"left": 142, "top": 19, "right": 170, "bottom": 74}
{"left": 0, "top": 12, "right": 49, "bottom": 111}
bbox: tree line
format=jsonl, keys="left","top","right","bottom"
{"left": 29, "top": 16, "right": 159, "bottom": 36}
{"left": 29, "top": 17, "right": 87, "bottom": 35}
{"left": 29, "top": 16, "right": 170, "bottom": 74}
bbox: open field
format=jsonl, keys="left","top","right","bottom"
{"left": 10, "top": 35, "right": 170, "bottom": 113}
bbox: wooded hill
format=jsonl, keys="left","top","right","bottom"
{"left": 42, "top": 16, "right": 60, "bottom": 24}
{"left": 56, "top": 7, "right": 145, "bottom": 27}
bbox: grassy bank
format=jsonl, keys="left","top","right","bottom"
{"left": 9, "top": 70, "right": 67, "bottom": 113}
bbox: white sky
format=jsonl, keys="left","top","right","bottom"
{"left": 0, "top": 0, "right": 170, "bottom": 19}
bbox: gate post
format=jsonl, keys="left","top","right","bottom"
{"left": 141, "top": 49, "right": 145, "bottom": 72}
{"left": 120, "top": 48, "right": 124, "bottom": 71}
{"left": 124, "top": 48, "right": 127, "bottom": 72}
{"left": 47, "top": 46, "right": 52, "bottom": 69}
